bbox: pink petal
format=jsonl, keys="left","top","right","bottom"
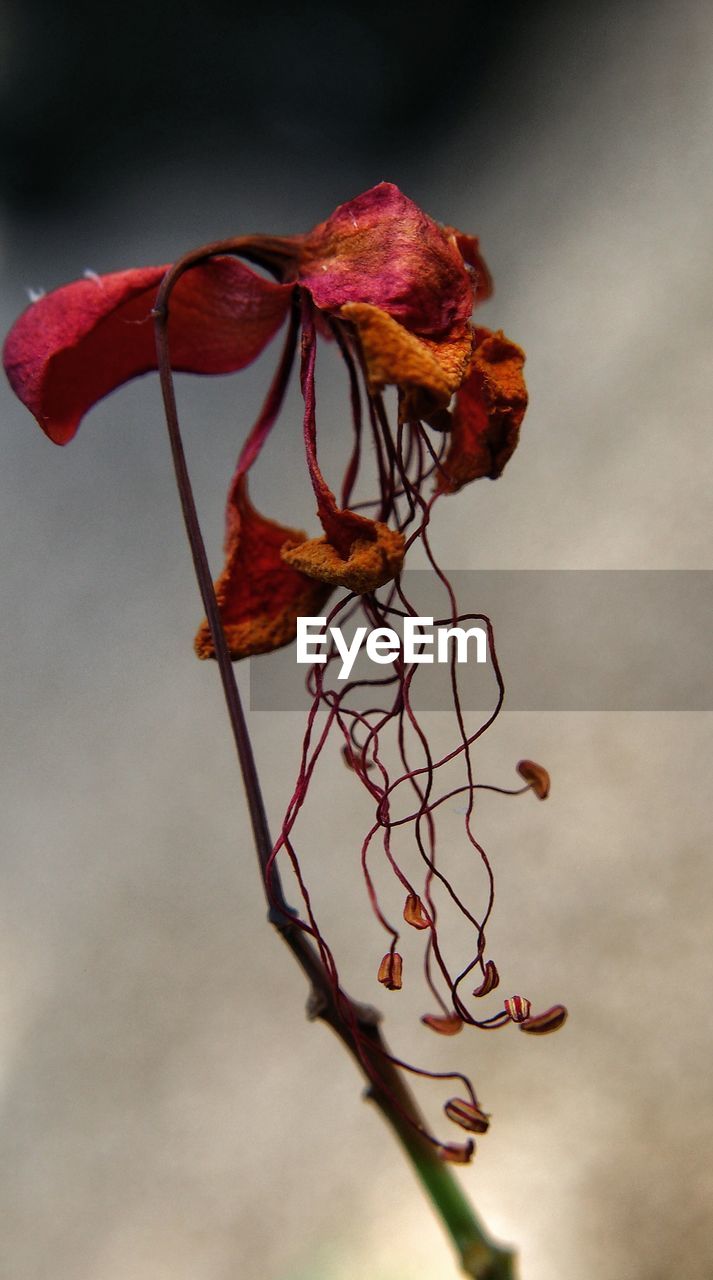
{"left": 3, "top": 259, "right": 293, "bottom": 444}
{"left": 297, "top": 182, "right": 473, "bottom": 339}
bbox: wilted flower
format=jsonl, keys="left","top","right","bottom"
{"left": 3, "top": 182, "right": 525, "bottom": 660}
{"left": 4, "top": 182, "right": 564, "bottom": 1164}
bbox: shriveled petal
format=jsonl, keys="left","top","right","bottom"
{"left": 297, "top": 182, "right": 473, "bottom": 339}
{"left": 341, "top": 302, "right": 473, "bottom": 422}
{"left": 443, "top": 227, "right": 494, "bottom": 305}
{"left": 4, "top": 260, "right": 293, "bottom": 444}
{"left": 281, "top": 520, "right": 405, "bottom": 594}
{"left": 436, "top": 329, "right": 528, "bottom": 493}
{"left": 195, "top": 477, "right": 331, "bottom": 660}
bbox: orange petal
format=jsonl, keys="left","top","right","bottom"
{"left": 341, "top": 301, "right": 473, "bottom": 421}
{"left": 281, "top": 520, "right": 404, "bottom": 594}
{"left": 437, "top": 328, "right": 528, "bottom": 493}
{"left": 195, "top": 477, "right": 332, "bottom": 660}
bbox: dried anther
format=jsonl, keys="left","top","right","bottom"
{"left": 403, "top": 893, "right": 430, "bottom": 930}
{"left": 421, "top": 1012, "right": 463, "bottom": 1036}
{"left": 438, "top": 1140, "right": 475, "bottom": 1165}
{"left": 504, "top": 995, "right": 531, "bottom": 1023}
{"left": 520, "top": 1004, "right": 568, "bottom": 1035}
{"left": 281, "top": 521, "right": 405, "bottom": 594}
{"left": 472, "top": 960, "right": 499, "bottom": 997}
{"left": 444, "top": 1097, "right": 491, "bottom": 1134}
{"left": 517, "top": 759, "right": 551, "bottom": 799}
{"left": 377, "top": 952, "right": 403, "bottom": 991}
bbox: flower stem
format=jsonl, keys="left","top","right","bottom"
{"left": 153, "top": 267, "right": 517, "bottom": 1280}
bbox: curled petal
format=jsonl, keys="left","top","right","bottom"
{"left": 195, "top": 477, "right": 331, "bottom": 660}
{"left": 443, "top": 227, "right": 494, "bottom": 305}
{"left": 297, "top": 182, "right": 473, "bottom": 338}
{"left": 520, "top": 1004, "right": 568, "bottom": 1035}
{"left": 421, "top": 1012, "right": 463, "bottom": 1036}
{"left": 436, "top": 329, "right": 528, "bottom": 493}
{"left": 342, "top": 302, "right": 473, "bottom": 421}
{"left": 281, "top": 521, "right": 405, "bottom": 594}
{"left": 517, "top": 758, "right": 551, "bottom": 799}
{"left": 3, "top": 260, "right": 293, "bottom": 445}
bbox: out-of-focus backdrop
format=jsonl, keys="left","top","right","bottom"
{"left": 1, "top": 2, "right": 712, "bottom": 1277}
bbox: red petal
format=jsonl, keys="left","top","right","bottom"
{"left": 4, "top": 260, "right": 292, "bottom": 444}
{"left": 297, "top": 182, "right": 473, "bottom": 340}
{"left": 443, "top": 227, "right": 494, "bottom": 305}
{"left": 194, "top": 476, "right": 332, "bottom": 660}
{"left": 437, "top": 328, "right": 528, "bottom": 493}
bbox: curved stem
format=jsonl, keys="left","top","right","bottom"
{"left": 152, "top": 268, "right": 517, "bottom": 1280}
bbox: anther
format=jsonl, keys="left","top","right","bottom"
{"left": 403, "top": 893, "right": 430, "bottom": 930}
{"left": 444, "top": 1097, "right": 490, "bottom": 1134}
{"left": 520, "top": 1003, "right": 568, "bottom": 1035}
{"left": 517, "top": 759, "right": 550, "bottom": 799}
{"left": 439, "top": 1139, "right": 475, "bottom": 1164}
{"left": 377, "top": 952, "right": 403, "bottom": 990}
{"left": 472, "top": 960, "right": 499, "bottom": 997}
{"left": 421, "top": 1012, "right": 463, "bottom": 1036}
{"left": 504, "top": 995, "right": 531, "bottom": 1023}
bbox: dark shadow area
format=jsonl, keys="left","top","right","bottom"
{"left": 0, "top": 0, "right": 557, "bottom": 211}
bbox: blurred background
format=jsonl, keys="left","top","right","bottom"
{"left": 1, "top": 1, "right": 712, "bottom": 1277}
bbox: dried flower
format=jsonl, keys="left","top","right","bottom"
{"left": 3, "top": 182, "right": 513, "bottom": 661}
{"left": 4, "top": 182, "right": 568, "bottom": 1165}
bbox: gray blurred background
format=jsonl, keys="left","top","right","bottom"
{"left": 1, "top": 1, "right": 712, "bottom": 1277}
